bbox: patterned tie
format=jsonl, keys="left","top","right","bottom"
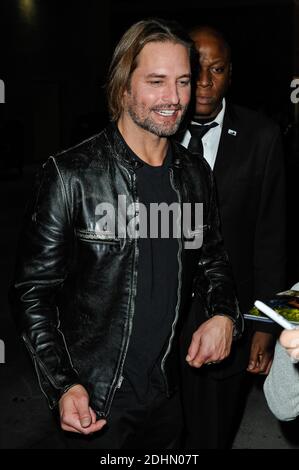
{"left": 188, "top": 121, "right": 219, "bottom": 157}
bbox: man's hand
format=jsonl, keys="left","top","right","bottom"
{"left": 186, "top": 315, "right": 234, "bottom": 368}
{"left": 59, "top": 384, "right": 107, "bottom": 434}
{"left": 247, "top": 331, "right": 274, "bottom": 374}
{"left": 280, "top": 329, "right": 299, "bottom": 361}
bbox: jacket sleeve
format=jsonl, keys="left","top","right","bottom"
{"left": 11, "top": 157, "right": 80, "bottom": 409}
{"left": 264, "top": 341, "right": 299, "bottom": 421}
{"left": 197, "top": 168, "right": 244, "bottom": 338}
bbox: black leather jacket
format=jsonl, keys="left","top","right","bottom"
{"left": 12, "top": 124, "right": 243, "bottom": 418}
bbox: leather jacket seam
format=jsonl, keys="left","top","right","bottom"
{"left": 50, "top": 156, "right": 71, "bottom": 226}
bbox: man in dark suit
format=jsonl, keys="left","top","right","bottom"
{"left": 179, "top": 26, "right": 286, "bottom": 449}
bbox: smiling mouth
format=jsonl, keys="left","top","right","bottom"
{"left": 154, "top": 109, "right": 179, "bottom": 116}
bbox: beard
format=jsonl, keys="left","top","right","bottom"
{"left": 126, "top": 99, "right": 188, "bottom": 137}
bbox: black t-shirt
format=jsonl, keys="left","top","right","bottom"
{"left": 121, "top": 140, "right": 179, "bottom": 401}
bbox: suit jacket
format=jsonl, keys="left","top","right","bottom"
{"left": 180, "top": 103, "right": 286, "bottom": 378}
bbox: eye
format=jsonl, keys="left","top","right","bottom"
{"left": 178, "top": 79, "right": 191, "bottom": 87}
{"left": 149, "top": 80, "right": 163, "bottom": 86}
{"left": 212, "top": 67, "right": 225, "bottom": 74}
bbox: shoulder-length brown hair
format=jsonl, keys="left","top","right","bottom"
{"left": 106, "top": 18, "right": 197, "bottom": 121}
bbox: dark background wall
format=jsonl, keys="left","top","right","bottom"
{"left": 0, "top": 0, "right": 110, "bottom": 163}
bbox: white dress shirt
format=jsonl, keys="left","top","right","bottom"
{"left": 181, "top": 98, "right": 226, "bottom": 170}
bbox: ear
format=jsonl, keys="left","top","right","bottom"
{"left": 229, "top": 62, "right": 232, "bottom": 85}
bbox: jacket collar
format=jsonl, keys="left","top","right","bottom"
{"left": 104, "top": 122, "right": 142, "bottom": 171}
{"left": 105, "top": 121, "right": 186, "bottom": 171}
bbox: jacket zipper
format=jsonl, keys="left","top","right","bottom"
{"left": 160, "top": 167, "right": 183, "bottom": 396}
{"left": 22, "top": 334, "right": 54, "bottom": 408}
{"left": 105, "top": 168, "right": 139, "bottom": 415}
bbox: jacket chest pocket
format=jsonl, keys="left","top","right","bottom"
{"left": 76, "top": 229, "right": 122, "bottom": 252}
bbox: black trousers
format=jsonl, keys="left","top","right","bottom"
{"left": 64, "top": 375, "right": 183, "bottom": 450}
{"left": 181, "top": 363, "right": 248, "bottom": 449}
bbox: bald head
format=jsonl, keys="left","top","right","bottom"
{"left": 189, "top": 25, "right": 232, "bottom": 118}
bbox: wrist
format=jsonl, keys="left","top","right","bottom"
{"left": 213, "top": 314, "right": 236, "bottom": 335}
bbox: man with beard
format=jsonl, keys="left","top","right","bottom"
{"left": 179, "top": 26, "right": 286, "bottom": 449}
{"left": 11, "top": 19, "right": 242, "bottom": 449}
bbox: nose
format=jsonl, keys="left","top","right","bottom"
{"left": 197, "top": 69, "right": 212, "bottom": 88}
{"left": 163, "top": 83, "right": 180, "bottom": 105}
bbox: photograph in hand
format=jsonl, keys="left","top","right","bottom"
{"left": 245, "top": 289, "right": 299, "bottom": 324}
